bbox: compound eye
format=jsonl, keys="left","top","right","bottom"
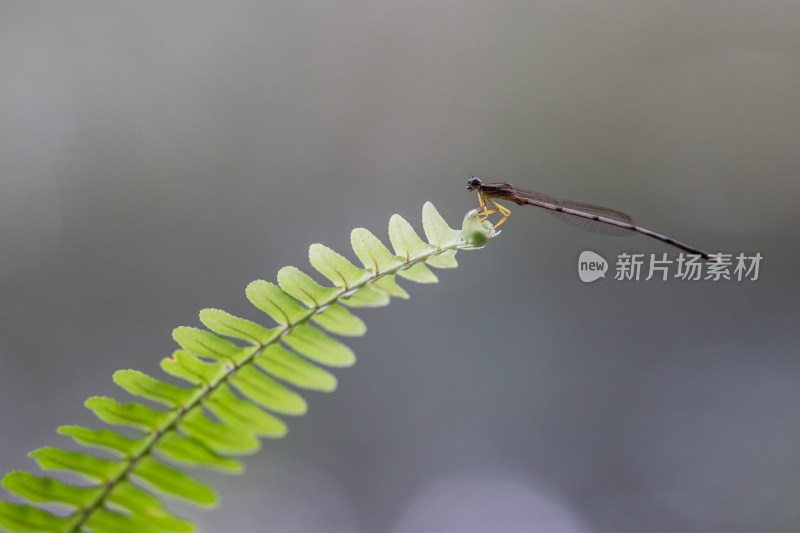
{"left": 466, "top": 177, "right": 482, "bottom": 190}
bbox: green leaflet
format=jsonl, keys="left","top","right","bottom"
{"left": 422, "top": 201, "right": 461, "bottom": 248}
{"left": 340, "top": 285, "right": 391, "bottom": 307}
{"left": 57, "top": 425, "right": 142, "bottom": 456}
{"left": 84, "top": 508, "right": 170, "bottom": 533}
{"left": 388, "top": 213, "right": 435, "bottom": 260}
{"left": 277, "top": 266, "right": 339, "bottom": 308}
{"left": 29, "top": 447, "right": 122, "bottom": 482}
{"left": 199, "top": 308, "right": 278, "bottom": 345}
{"left": 255, "top": 344, "right": 337, "bottom": 392}
{"left": 132, "top": 456, "right": 217, "bottom": 506}
{"left": 155, "top": 432, "right": 243, "bottom": 473}
{"left": 372, "top": 276, "right": 410, "bottom": 298}
{"left": 113, "top": 370, "right": 194, "bottom": 408}
{"left": 311, "top": 303, "right": 366, "bottom": 336}
{"left": 0, "top": 202, "right": 496, "bottom": 533}
{"left": 205, "top": 384, "right": 287, "bottom": 437}
{"left": 106, "top": 481, "right": 194, "bottom": 532}
{"left": 230, "top": 365, "right": 307, "bottom": 415}
{"left": 172, "top": 327, "right": 250, "bottom": 364}
{"left": 283, "top": 324, "right": 356, "bottom": 367}
{"left": 85, "top": 396, "right": 171, "bottom": 431}
{"left": 350, "top": 227, "right": 405, "bottom": 274}
{"left": 308, "top": 244, "right": 369, "bottom": 288}
{"left": 0, "top": 502, "right": 75, "bottom": 533}
{"left": 426, "top": 249, "right": 458, "bottom": 269}
{"left": 397, "top": 262, "right": 438, "bottom": 283}
{"left": 179, "top": 409, "right": 261, "bottom": 455}
{"left": 161, "top": 350, "right": 226, "bottom": 385}
{"left": 246, "top": 280, "right": 307, "bottom": 326}
{"left": 2, "top": 472, "right": 100, "bottom": 508}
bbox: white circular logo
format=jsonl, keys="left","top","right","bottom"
{"left": 578, "top": 251, "right": 608, "bottom": 283}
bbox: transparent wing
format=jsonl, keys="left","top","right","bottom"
{"left": 516, "top": 188, "right": 637, "bottom": 237}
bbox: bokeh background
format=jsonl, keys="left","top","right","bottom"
{"left": 1, "top": 3, "right": 798, "bottom": 532}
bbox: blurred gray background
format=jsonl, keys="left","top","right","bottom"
{"left": 1, "top": 2, "right": 798, "bottom": 532}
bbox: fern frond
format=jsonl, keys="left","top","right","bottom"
{"left": 0, "top": 203, "right": 495, "bottom": 533}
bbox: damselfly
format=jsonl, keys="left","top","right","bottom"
{"left": 466, "top": 177, "right": 718, "bottom": 261}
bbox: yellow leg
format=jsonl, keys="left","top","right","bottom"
{"left": 476, "top": 191, "right": 487, "bottom": 210}
{"left": 476, "top": 192, "right": 497, "bottom": 218}
{"left": 485, "top": 199, "right": 511, "bottom": 228}
{"left": 474, "top": 193, "right": 511, "bottom": 228}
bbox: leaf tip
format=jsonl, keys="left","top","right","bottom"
{"left": 461, "top": 208, "right": 497, "bottom": 247}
